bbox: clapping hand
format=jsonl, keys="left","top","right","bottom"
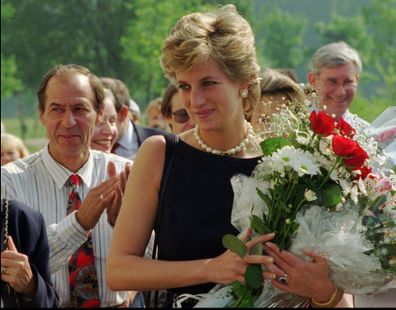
{"left": 76, "top": 176, "right": 120, "bottom": 231}
{"left": 106, "top": 161, "right": 132, "bottom": 226}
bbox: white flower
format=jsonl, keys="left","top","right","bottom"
{"left": 357, "top": 178, "right": 368, "bottom": 196}
{"left": 268, "top": 157, "right": 287, "bottom": 177}
{"left": 290, "top": 153, "right": 321, "bottom": 176}
{"left": 350, "top": 185, "right": 359, "bottom": 204}
{"left": 319, "top": 135, "right": 333, "bottom": 156}
{"left": 335, "top": 203, "right": 344, "bottom": 211}
{"left": 274, "top": 146, "right": 320, "bottom": 177}
{"left": 295, "top": 129, "right": 313, "bottom": 145}
{"left": 339, "top": 179, "right": 351, "bottom": 196}
{"left": 274, "top": 146, "right": 296, "bottom": 163}
{"left": 304, "top": 189, "right": 317, "bottom": 202}
{"left": 330, "top": 169, "right": 339, "bottom": 182}
{"left": 314, "top": 152, "right": 333, "bottom": 170}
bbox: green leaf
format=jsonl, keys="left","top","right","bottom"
{"left": 277, "top": 200, "right": 289, "bottom": 212}
{"left": 231, "top": 281, "right": 245, "bottom": 297}
{"left": 260, "top": 137, "right": 291, "bottom": 156}
{"left": 250, "top": 215, "right": 268, "bottom": 235}
{"left": 237, "top": 292, "right": 254, "bottom": 308}
{"left": 251, "top": 243, "right": 263, "bottom": 255}
{"left": 370, "top": 195, "right": 387, "bottom": 212}
{"left": 222, "top": 234, "right": 247, "bottom": 258}
{"left": 256, "top": 188, "right": 272, "bottom": 207}
{"left": 321, "top": 183, "right": 342, "bottom": 208}
{"left": 245, "top": 264, "right": 263, "bottom": 290}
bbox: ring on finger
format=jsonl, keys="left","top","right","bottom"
{"left": 1, "top": 266, "right": 6, "bottom": 274}
{"left": 278, "top": 273, "right": 289, "bottom": 284}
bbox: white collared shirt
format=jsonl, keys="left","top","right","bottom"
{"left": 115, "top": 121, "right": 139, "bottom": 160}
{"left": 1, "top": 145, "right": 132, "bottom": 307}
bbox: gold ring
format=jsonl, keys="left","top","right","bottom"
{"left": 1, "top": 266, "right": 6, "bottom": 274}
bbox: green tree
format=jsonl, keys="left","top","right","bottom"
{"left": 121, "top": 0, "right": 252, "bottom": 106}
{"left": 362, "top": 0, "right": 396, "bottom": 101}
{"left": 1, "top": 53, "right": 23, "bottom": 98}
{"left": 1, "top": 0, "right": 23, "bottom": 98}
{"left": 1, "top": 0, "right": 134, "bottom": 90}
{"left": 314, "top": 1, "right": 396, "bottom": 102}
{"left": 314, "top": 14, "right": 370, "bottom": 61}
{"left": 254, "top": 6, "right": 307, "bottom": 70}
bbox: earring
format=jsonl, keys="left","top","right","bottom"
{"left": 311, "top": 89, "right": 317, "bottom": 98}
{"left": 240, "top": 89, "right": 248, "bottom": 98}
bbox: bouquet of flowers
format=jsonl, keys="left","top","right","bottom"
{"left": 187, "top": 104, "right": 396, "bottom": 308}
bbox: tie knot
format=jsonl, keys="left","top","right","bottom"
{"left": 68, "top": 174, "right": 81, "bottom": 187}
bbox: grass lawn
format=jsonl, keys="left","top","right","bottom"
{"left": 2, "top": 117, "right": 47, "bottom": 153}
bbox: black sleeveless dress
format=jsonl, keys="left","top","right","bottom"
{"left": 156, "top": 135, "right": 261, "bottom": 296}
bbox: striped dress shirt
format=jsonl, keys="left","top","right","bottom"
{"left": 1, "top": 144, "right": 132, "bottom": 307}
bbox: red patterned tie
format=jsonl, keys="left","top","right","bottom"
{"left": 67, "top": 174, "right": 100, "bottom": 308}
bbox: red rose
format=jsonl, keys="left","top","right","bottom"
{"left": 332, "top": 135, "right": 358, "bottom": 156}
{"left": 336, "top": 117, "right": 356, "bottom": 138}
{"left": 343, "top": 145, "right": 369, "bottom": 169}
{"left": 309, "top": 111, "right": 335, "bottom": 136}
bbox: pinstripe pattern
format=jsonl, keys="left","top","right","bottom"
{"left": 1, "top": 144, "right": 132, "bottom": 307}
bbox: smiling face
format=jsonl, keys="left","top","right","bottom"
{"left": 308, "top": 64, "right": 359, "bottom": 119}
{"left": 40, "top": 71, "right": 101, "bottom": 169}
{"left": 175, "top": 58, "right": 245, "bottom": 132}
{"left": 91, "top": 89, "right": 118, "bottom": 152}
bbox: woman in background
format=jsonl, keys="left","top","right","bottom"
{"left": 1, "top": 133, "right": 29, "bottom": 166}
{"left": 91, "top": 88, "right": 119, "bottom": 153}
{"left": 160, "top": 83, "right": 195, "bottom": 134}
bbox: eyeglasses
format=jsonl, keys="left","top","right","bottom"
{"left": 320, "top": 78, "right": 358, "bottom": 92}
{"left": 172, "top": 109, "right": 190, "bottom": 124}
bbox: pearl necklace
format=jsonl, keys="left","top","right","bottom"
{"left": 193, "top": 121, "right": 254, "bottom": 156}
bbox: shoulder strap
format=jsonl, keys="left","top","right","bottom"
{"left": 153, "top": 134, "right": 179, "bottom": 256}
{"left": 146, "top": 134, "right": 178, "bottom": 308}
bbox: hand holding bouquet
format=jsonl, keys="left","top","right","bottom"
{"left": 192, "top": 105, "right": 395, "bottom": 308}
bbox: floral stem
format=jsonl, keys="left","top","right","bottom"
{"left": 234, "top": 286, "right": 249, "bottom": 308}
{"left": 319, "top": 157, "right": 342, "bottom": 189}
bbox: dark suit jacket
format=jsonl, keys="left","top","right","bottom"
{"left": 132, "top": 121, "right": 172, "bottom": 147}
{"left": 1, "top": 199, "right": 58, "bottom": 308}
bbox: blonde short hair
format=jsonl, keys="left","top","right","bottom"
{"left": 161, "top": 4, "right": 261, "bottom": 119}
{"left": 1, "top": 133, "right": 30, "bottom": 159}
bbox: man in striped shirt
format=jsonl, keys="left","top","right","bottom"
{"left": 1, "top": 64, "right": 138, "bottom": 307}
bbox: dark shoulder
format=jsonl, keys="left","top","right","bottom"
{"left": 3, "top": 199, "right": 44, "bottom": 229}
{"left": 134, "top": 122, "right": 172, "bottom": 138}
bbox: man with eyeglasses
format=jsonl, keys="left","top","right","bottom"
{"left": 307, "top": 41, "right": 369, "bottom": 133}
{"left": 161, "top": 84, "right": 195, "bottom": 134}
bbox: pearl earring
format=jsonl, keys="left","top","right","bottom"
{"left": 311, "top": 89, "right": 317, "bottom": 98}
{"left": 240, "top": 89, "right": 248, "bottom": 98}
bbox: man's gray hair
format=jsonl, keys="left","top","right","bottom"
{"left": 310, "top": 41, "right": 362, "bottom": 74}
